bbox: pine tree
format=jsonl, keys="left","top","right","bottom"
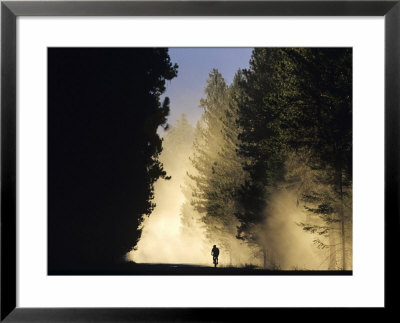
{"left": 188, "top": 69, "right": 247, "bottom": 264}
{"left": 48, "top": 48, "right": 178, "bottom": 270}
{"left": 234, "top": 48, "right": 293, "bottom": 267}
{"left": 284, "top": 48, "right": 353, "bottom": 269}
{"left": 234, "top": 48, "right": 352, "bottom": 269}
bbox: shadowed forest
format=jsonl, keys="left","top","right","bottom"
{"left": 48, "top": 48, "right": 352, "bottom": 274}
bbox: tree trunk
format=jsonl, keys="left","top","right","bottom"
{"left": 262, "top": 247, "right": 267, "bottom": 269}
{"left": 328, "top": 230, "right": 337, "bottom": 270}
{"left": 339, "top": 168, "right": 346, "bottom": 270}
{"left": 341, "top": 219, "right": 346, "bottom": 270}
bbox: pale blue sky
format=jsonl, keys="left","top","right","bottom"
{"left": 162, "top": 48, "right": 253, "bottom": 129}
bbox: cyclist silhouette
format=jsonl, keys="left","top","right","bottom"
{"left": 211, "top": 245, "right": 220, "bottom": 267}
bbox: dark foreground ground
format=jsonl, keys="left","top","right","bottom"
{"left": 49, "top": 262, "right": 352, "bottom": 275}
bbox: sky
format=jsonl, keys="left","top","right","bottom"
{"left": 161, "top": 48, "right": 253, "bottom": 129}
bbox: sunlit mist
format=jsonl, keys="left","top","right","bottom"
{"left": 260, "top": 190, "right": 327, "bottom": 270}
{"left": 127, "top": 115, "right": 211, "bottom": 265}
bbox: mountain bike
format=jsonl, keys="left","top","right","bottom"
{"left": 213, "top": 256, "right": 218, "bottom": 268}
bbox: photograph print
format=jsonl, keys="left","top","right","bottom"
{"left": 48, "top": 47, "right": 352, "bottom": 275}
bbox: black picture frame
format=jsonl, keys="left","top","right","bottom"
{"left": 1, "top": 0, "right": 398, "bottom": 321}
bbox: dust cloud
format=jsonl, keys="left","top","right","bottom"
{"left": 127, "top": 116, "right": 211, "bottom": 265}
{"left": 259, "top": 190, "right": 328, "bottom": 270}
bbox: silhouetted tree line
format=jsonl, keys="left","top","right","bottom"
{"left": 188, "top": 48, "right": 352, "bottom": 269}
{"left": 48, "top": 48, "right": 177, "bottom": 272}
